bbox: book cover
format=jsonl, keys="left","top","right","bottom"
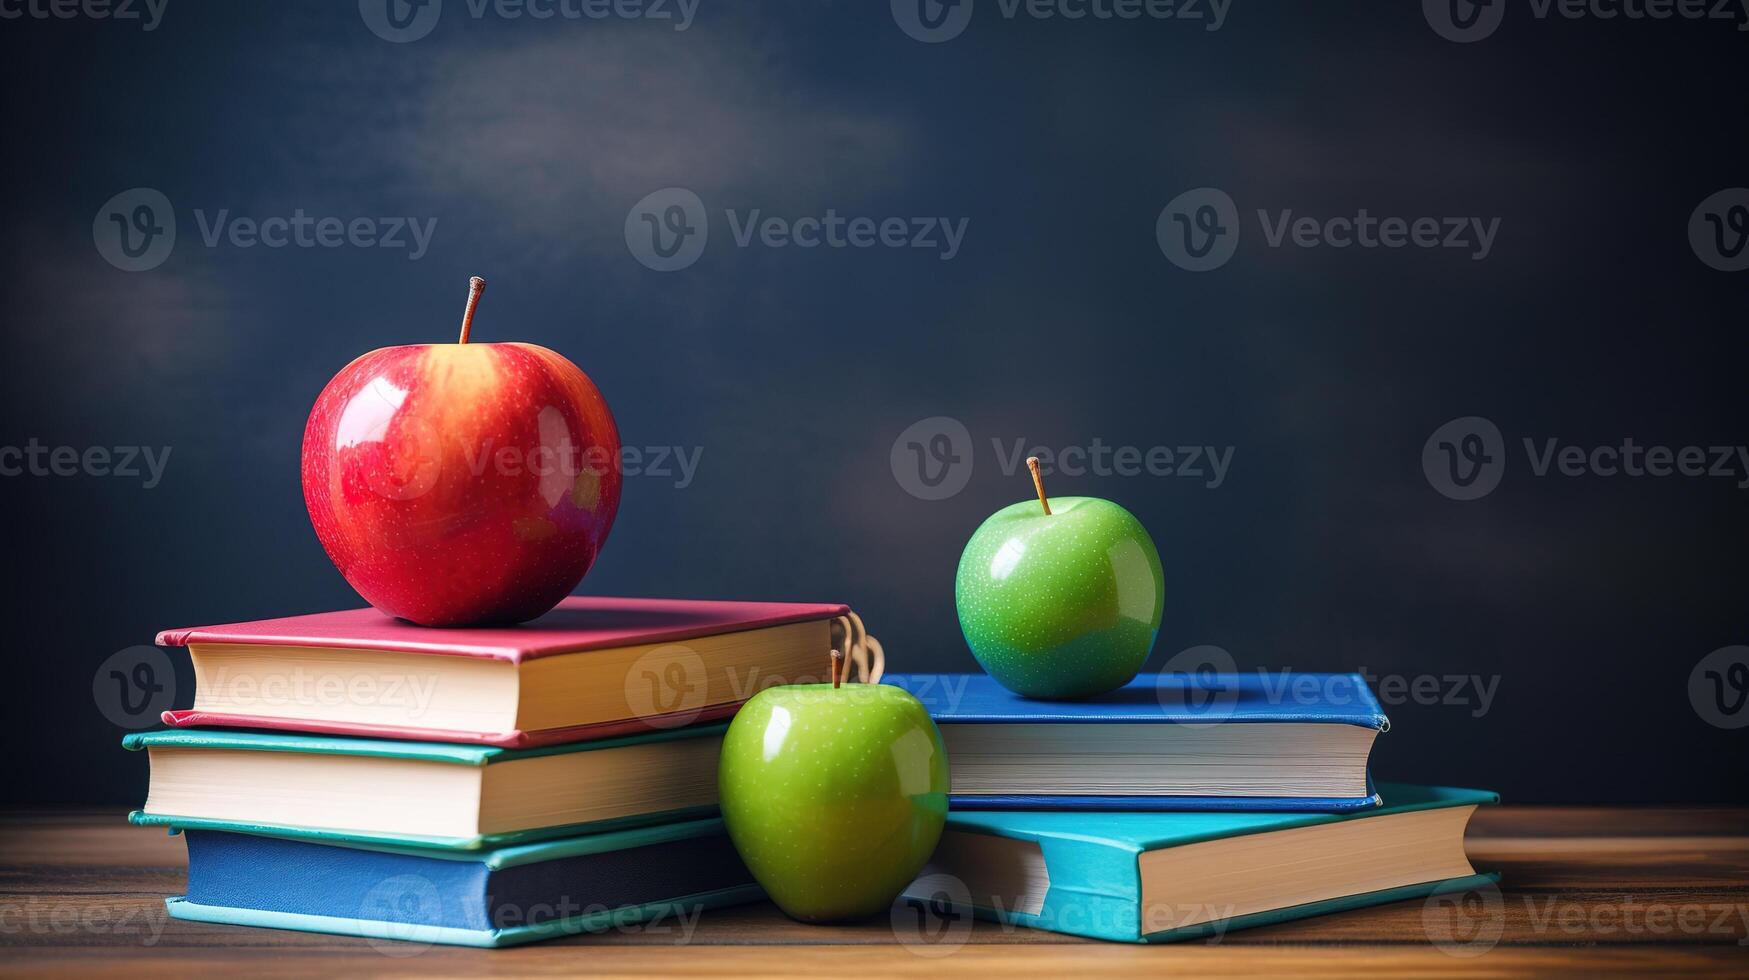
{"left": 883, "top": 672, "right": 1389, "bottom": 811}
{"left": 164, "top": 817, "right": 763, "bottom": 947}
{"left": 906, "top": 783, "right": 1498, "bottom": 944}
{"left": 156, "top": 596, "right": 851, "bottom": 747}
{"left": 156, "top": 596, "right": 850, "bottom": 662}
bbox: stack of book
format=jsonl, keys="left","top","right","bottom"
{"left": 124, "top": 596, "right": 856, "bottom": 947}
{"left": 127, "top": 604, "right": 1496, "bottom": 947}
{"left": 885, "top": 672, "right": 1497, "bottom": 943}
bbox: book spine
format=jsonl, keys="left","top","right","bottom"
{"left": 946, "top": 833, "right": 1143, "bottom": 943}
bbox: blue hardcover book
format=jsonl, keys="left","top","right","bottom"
{"left": 162, "top": 818, "right": 763, "bottom": 948}
{"left": 902, "top": 783, "right": 1497, "bottom": 944}
{"left": 882, "top": 672, "right": 1389, "bottom": 811}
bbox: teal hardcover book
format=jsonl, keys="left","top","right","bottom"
{"left": 163, "top": 817, "right": 763, "bottom": 947}
{"left": 123, "top": 725, "right": 726, "bottom": 850}
{"left": 903, "top": 783, "right": 1498, "bottom": 943}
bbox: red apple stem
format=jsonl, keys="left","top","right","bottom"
{"left": 1027, "top": 456, "right": 1052, "bottom": 515}
{"left": 458, "top": 276, "right": 486, "bottom": 344}
{"left": 830, "top": 648, "right": 845, "bottom": 689}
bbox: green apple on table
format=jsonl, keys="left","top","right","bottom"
{"left": 956, "top": 456, "right": 1164, "bottom": 699}
{"left": 718, "top": 653, "right": 949, "bottom": 922}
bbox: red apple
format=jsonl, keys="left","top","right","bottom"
{"left": 301, "top": 277, "right": 622, "bottom": 626}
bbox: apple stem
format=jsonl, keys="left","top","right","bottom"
{"left": 458, "top": 276, "right": 486, "bottom": 344}
{"left": 1027, "top": 456, "right": 1052, "bottom": 516}
{"left": 830, "top": 648, "right": 845, "bottom": 689}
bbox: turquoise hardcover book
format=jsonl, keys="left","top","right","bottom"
{"left": 123, "top": 725, "right": 726, "bottom": 850}
{"left": 903, "top": 783, "right": 1497, "bottom": 943}
{"left": 162, "top": 817, "right": 763, "bottom": 947}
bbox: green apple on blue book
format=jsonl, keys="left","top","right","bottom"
{"left": 718, "top": 652, "right": 949, "bottom": 922}
{"left": 956, "top": 456, "right": 1164, "bottom": 699}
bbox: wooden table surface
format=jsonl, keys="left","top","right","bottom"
{"left": 2, "top": 806, "right": 1745, "bottom": 977}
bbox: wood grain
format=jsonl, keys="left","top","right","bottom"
{"left": 2, "top": 807, "right": 1745, "bottom": 977}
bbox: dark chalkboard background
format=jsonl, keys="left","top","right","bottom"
{"left": 2, "top": 0, "right": 1743, "bottom": 803}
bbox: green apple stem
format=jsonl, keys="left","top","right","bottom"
{"left": 830, "top": 648, "right": 845, "bottom": 688}
{"left": 1027, "top": 456, "right": 1052, "bottom": 515}
{"left": 458, "top": 276, "right": 486, "bottom": 344}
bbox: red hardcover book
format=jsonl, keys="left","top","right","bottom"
{"left": 158, "top": 596, "right": 856, "bottom": 747}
